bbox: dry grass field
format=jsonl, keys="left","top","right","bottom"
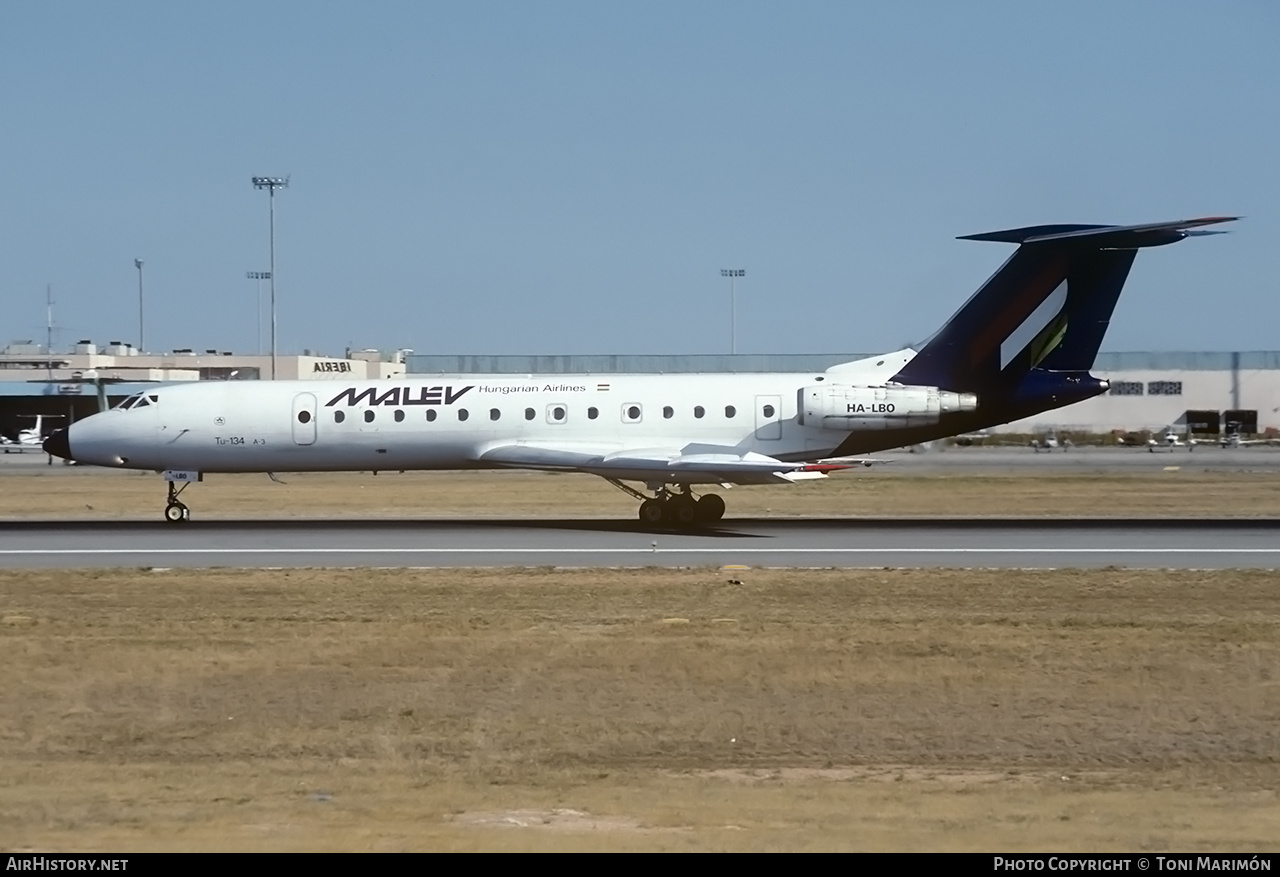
{"left": 2, "top": 566, "right": 1278, "bottom": 852}
{"left": 4, "top": 463, "right": 1280, "bottom": 519}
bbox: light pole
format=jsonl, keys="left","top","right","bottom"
{"left": 252, "top": 176, "right": 289, "bottom": 378}
{"left": 246, "top": 271, "right": 271, "bottom": 355}
{"left": 721, "top": 268, "right": 745, "bottom": 354}
{"left": 134, "top": 259, "right": 144, "bottom": 352}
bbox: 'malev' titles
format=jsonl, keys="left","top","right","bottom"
{"left": 326, "top": 386, "right": 474, "bottom": 407}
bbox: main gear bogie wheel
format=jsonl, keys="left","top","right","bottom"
{"left": 638, "top": 499, "right": 665, "bottom": 525}
{"left": 666, "top": 498, "right": 699, "bottom": 526}
{"left": 697, "top": 493, "right": 726, "bottom": 521}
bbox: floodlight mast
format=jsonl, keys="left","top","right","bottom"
{"left": 721, "top": 268, "right": 745, "bottom": 355}
{"left": 134, "top": 259, "right": 144, "bottom": 352}
{"left": 246, "top": 271, "right": 271, "bottom": 356}
{"left": 251, "top": 176, "right": 289, "bottom": 378}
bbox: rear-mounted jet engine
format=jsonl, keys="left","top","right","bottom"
{"left": 802, "top": 384, "right": 978, "bottom": 431}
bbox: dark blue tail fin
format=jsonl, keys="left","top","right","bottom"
{"left": 891, "top": 217, "right": 1236, "bottom": 405}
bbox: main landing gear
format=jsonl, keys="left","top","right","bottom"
{"left": 607, "top": 480, "right": 726, "bottom": 528}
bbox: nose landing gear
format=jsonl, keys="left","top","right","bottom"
{"left": 161, "top": 471, "right": 201, "bottom": 524}
{"left": 164, "top": 481, "right": 190, "bottom": 524}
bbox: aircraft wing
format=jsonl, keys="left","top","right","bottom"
{"left": 476, "top": 441, "right": 860, "bottom": 485}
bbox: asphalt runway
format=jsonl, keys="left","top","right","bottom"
{"left": 5, "top": 443, "right": 1280, "bottom": 570}
{"left": 4, "top": 517, "right": 1280, "bottom": 570}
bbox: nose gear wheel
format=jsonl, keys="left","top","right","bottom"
{"left": 164, "top": 480, "right": 193, "bottom": 524}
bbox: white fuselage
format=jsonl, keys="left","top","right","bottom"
{"left": 67, "top": 359, "right": 916, "bottom": 480}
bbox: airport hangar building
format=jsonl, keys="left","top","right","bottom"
{"left": 0, "top": 341, "right": 407, "bottom": 440}
{"left": 1, "top": 342, "right": 1277, "bottom": 441}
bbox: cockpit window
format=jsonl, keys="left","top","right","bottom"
{"left": 114, "top": 393, "right": 159, "bottom": 410}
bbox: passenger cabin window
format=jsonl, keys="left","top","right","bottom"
{"left": 458, "top": 409, "right": 469, "bottom": 421}
{"left": 425, "top": 409, "right": 437, "bottom": 422}
{"left": 334, "top": 410, "right": 345, "bottom": 423}
{"left": 394, "top": 409, "right": 405, "bottom": 423}
{"left": 623, "top": 404, "right": 642, "bottom": 423}
{"left": 725, "top": 405, "right": 736, "bottom": 418}
{"left": 662, "top": 406, "right": 674, "bottom": 419}
{"left": 490, "top": 408, "right": 501, "bottom": 421}
{"left": 525, "top": 408, "right": 536, "bottom": 421}
{"left": 762, "top": 404, "right": 775, "bottom": 418}
{"left": 297, "top": 410, "right": 312, "bottom": 424}
{"left": 547, "top": 404, "right": 566, "bottom": 423}
{"left": 364, "top": 410, "right": 375, "bottom": 423}
{"left": 587, "top": 407, "right": 599, "bottom": 420}
{"left": 694, "top": 406, "right": 705, "bottom": 419}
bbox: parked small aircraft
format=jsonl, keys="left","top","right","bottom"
{"left": 1148, "top": 428, "right": 1210, "bottom": 452}
{"left": 1030, "top": 431, "right": 1071, "bottom": 452}
{"left": 1220, "top": 429, "right": 1280, "bottom": 448}
{"left": 1, "top": 415, "right": 61, "bottom": 453}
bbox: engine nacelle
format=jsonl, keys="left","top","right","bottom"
{"left": 802, "top": 384, "right": 978, "bottom": 431}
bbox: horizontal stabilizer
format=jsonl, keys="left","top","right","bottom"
{"left": 959, "top": 216, "right": 1238, "bottom": 249}
{"left": 888, "top": 214, "right": 1236, "bottom": 403}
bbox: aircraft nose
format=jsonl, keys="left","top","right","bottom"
{"left": 43, "top": 427, "right": 71, "bottom": 460}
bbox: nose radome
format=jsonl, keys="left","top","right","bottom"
{"left": 43, "top": 428, "right": 71, "bottom": 460}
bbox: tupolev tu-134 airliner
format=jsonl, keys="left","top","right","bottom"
{"left": 44, "top": 216, "right": 1235, "bottom": 526}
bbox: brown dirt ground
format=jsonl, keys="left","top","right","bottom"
{"left": 2, "top": 567, "right": 1277, "bottom": 851}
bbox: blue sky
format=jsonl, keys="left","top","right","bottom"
{"left": 3, "top": 2, "right": 1276, "bottom": 358}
